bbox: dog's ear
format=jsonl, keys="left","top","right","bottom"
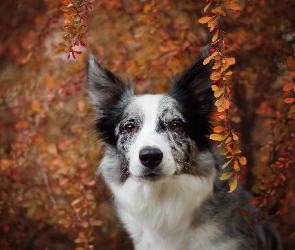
{"left": 169, "top": 46, "right": 213, "bottom": 149}
{"left": 169, "top": 46, "right": 213, "bottom": 104}
{"left": 87, "top": 55, "right": 134, "bottom": 144}
{"left": 87, "top": 55, "right": 133, "bottom": 108}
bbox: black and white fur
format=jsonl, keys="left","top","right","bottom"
{"left": 87, "top": 48, "right": 282, "bottom": 250}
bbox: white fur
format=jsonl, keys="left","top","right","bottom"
{"left": 108, "top": 170, "right": 238, "bottom": 250}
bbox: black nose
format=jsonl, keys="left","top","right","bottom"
{"left": 139, "top": 146, "right": 163, "bottom": 168}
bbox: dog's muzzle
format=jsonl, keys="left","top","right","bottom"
{"left": 139, "top": 146, "right": 163, "bottom": 168}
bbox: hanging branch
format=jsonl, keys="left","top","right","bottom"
{"left": 52, "top": 0, "right": 92, "bottom": 59}
{"left": 199, "top": 0, "right": 245, "bottom": 192}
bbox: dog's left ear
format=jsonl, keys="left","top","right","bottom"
{"left": 169, "top": 46, "right": 213, "bottom": 105}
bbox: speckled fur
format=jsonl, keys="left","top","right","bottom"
{"left": 87, "top": 48, "right": 282, "bottom": 250}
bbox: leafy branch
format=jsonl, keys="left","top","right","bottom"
{"left": 199, "top": 0, "right": 245, "bottom": 192}
{"left": 52, "top": 0, "right": 92, "bottom": 59}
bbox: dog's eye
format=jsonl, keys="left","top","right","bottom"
{"left": 169, "top": 121, "right": 183, "bottom": 132}
{"left": 124, "top": 123, "right": 136, "bottom": 133}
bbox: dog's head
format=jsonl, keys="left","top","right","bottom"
{"left": 87, "top": 48, "right": 214, "bottom": 183}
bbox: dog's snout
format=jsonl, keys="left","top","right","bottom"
{"left": 139, "top": 146, "right": 163, "bottom": 168}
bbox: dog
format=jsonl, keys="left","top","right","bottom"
{"left": 86, "top": 48, "right": 282, "bottom": 250}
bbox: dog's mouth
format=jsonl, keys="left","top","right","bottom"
{"left": 137, "top": 170, "right": 165, "bottom": 182}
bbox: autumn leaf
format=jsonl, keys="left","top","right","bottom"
{"left": 222, "top": 158, "right": 233, "bottom": 169}
{"left": 222, "top": 97, "right": 230, "bottom": 109}
{"left": 239, "top": 156, "right": 247, "bottom": 165}
{"left": 283, "top": 83, "right": 295, "bottom": 91}
{"left": 227, "top": 57, "right": 236, "bottom": 65}
{"left": 210, "top": 133, "right": 220, "bottom": 141}
{"left": 287, "top": 56, "right": 295, "bottom": 71}
{"left": 229, "top": 1, "right": 241, "bottom": 10}
{"left": 90, "top": 220, "right": 103, "bottom": 226}
{"left": 212, "top": 31, "right": 219, "bottom": 42}
{"left": 31, "top": 101, "right": 40, "bottom": 112}
{"left": 284, "top": 98, "right": 295, "bottom": 104}
{"left": 203, "top": 55, "right": 213, "bottom": 65}
{"left": 212, "top": 85, "right": 219, "bottom": 91}
{"left": 214, "top": 87, "right": 224, "bottom": 98}
{"left": 204, "top": 2, "right": 211, "bottom": 12}
{"left": 198, "top": 15, "right": 214, "bottom": 24}
{"left": 228, "top": 175, "right": 238, "bottom": 193}
{"left": 213, "top": 126, "right": 225, "bottom": 133}
{"left": 232, "top": 132, "right": 239, "bottom": 141}
{"left": 220, "top": 171, "right": 233, "bottom": 180}
{"left": 233, "top": 160, "right": 240, "bottom": 171}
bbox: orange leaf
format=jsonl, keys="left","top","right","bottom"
{"left": 220, "top": 171, "right": 233, "bottom": 180}
{"left": 71, "top": 197, "right": 83, "bottom": 206}
{"left": 198, "top": 16, "right": 214, "bottom": 24}
{"left": 204, "top": 2, "right": 212, "bottom": 12}
{"left": 208, "top": 17, "right": 218, "bottom": 28}
{"left": 203, "top": 55, "right": 213, "bottom": 65}
{"left": 143, "top": 4, "right": 151, "bottom": 13}
{"left": 217, "top": 105, "right": 226, "bottom": 112}
{"left": 226, "top": 57, "right": 236, "bottom": 65}
{"left": 46, "top": 74, "right": 55, "bottom": 89}
{"left": 290, "top": 105, "right": 295, "bottom": 112}
{"left": 52, "top": 50, "right": 64, "bottom": 56}
{"left": 284, "top": 98, "right": 295, "bottom": 103}
{"left": 77, "top": 101, "right": 85, "bottom": 112}
{"left": 214, "top": 87, "right": 224, "bottom": 98}
{"left": 239, "top": 156, "right": 247, "bottom": 165}
{"left": 228, "top": 175, "right": 238, "bottom": 193}
{"left": 15, "top": 121, "right": 29, "bottom": 130}
{"left": 222, "top": 98, "right": 230, "bottom": 109}
{"left": 210, "top": 133, "right": 221, "bottom": 141}
{"left": 232, "top": 132, "right": 239, "bottom": 141}
{"left": 287, "top": 56, "right": 295, "bottom": 71}
{"left": 222, "top": 159, "right": 233, "bottom": 169}
{"left": 233, "top": 160, "right": 240, "bottom": 171}
{"left": 212, "top": 31, "right": 219, "bottom": 42}
{"left": 90, "top": 220, "right": 103, "bottom": 226}
{"left": 215, "top": 97, "right": 223, "bottom": 107}
{"left": 283, "top": 83, "right": 295, "bottom": 91}
{"left": 213, "top": 126, "right": 225, "bottom": 133}
{"left": 229, "top": 1, "right": 241, "bottom": 10}
{"left": 211, "top": 85, "right": 219, "bottom": 91}
{"left": 210, "top": 71, "right": 222, "bottom": 80}
{"left": 31, "top": 101, "right": 40, "bottom": 112}
{"left": 220, "top": 148, "right": 229, "bottom": 155}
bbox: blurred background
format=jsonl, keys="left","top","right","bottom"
{"left": 0, "top": 0, "right": 294, "bottom": 249}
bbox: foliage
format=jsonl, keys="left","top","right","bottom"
{"left": 198, "top": 0, "right": 247, "bottom": 193}
{"left": 52, "top": 0, "right": 92, "bottom": 59}
{"left": 0, "top": 0, "right": 295, "bottom": 249}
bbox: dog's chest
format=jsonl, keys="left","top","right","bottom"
{"left": 130, "top": 223, "right": 237, "bottom": 250}
{"left": 108, "top": 174, "right": 236, "bottom": 250}
{"left": 117, "top": 196, "right": 237, "bottom": 250}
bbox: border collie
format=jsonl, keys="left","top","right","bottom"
{"left": 86, "top": 48, "right": 282, "bottom": 250}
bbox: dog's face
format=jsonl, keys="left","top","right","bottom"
{"left": 87, "top": 48, "right": 214, "bottom": 183}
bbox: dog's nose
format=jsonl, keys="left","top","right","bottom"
{"left": 139, "top": 146, "right": 163, "bottom": 168}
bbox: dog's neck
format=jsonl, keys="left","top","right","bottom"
{"left": 109, "top": 171, "right": 216, "bottom": 235}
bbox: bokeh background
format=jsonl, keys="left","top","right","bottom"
{"left": 0, "top": 0, "right": 295, "bottom": 249}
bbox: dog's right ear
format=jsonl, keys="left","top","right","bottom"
{"left": 87, "top": 55, "right": 133, "bottom": 109}
{"left": 86, "top": 55, "right": 134, "bottom": 144}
